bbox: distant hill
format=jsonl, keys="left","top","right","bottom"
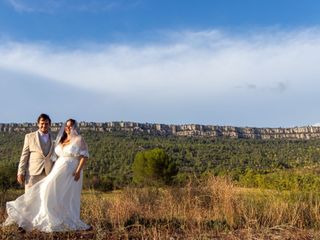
{"left": 1, "top": 121, "right": 320, "bottom": 140}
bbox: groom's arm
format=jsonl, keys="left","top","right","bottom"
{"left": 17, "top": 134, "right": 30, "bottom": 184}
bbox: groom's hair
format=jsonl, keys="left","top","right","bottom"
{"left": 37, "top": 113, "right": 51, "bottom": 124}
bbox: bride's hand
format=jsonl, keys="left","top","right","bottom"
{"left": 72, "top": 171, "right": 81, "bottom": 181}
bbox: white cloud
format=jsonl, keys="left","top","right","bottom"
{"left": 2, "top": 28, "right": 320, "bottom": 126}
{"left": 2, "top": 28, "right": 320, "bottom": 94}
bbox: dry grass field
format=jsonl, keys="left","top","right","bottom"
{"left": 1, "top": 176, "right": 320, "bottom": 239}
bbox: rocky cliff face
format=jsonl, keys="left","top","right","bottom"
{"left": 1, "top": 122, "right": 320, "bottom": 140}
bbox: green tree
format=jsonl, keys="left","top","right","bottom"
{"left": 132, "top": 148, "right": 178, "bottom": 186}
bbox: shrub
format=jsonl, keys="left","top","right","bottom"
{"left": 0, "top": 164, "right": 17, "bottom": 193}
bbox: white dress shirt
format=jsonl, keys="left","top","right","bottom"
{"left": 38, "top": 131, "right": 49, "bottom": 144}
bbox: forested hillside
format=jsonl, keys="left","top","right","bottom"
{"left": 1, "top": 131, "right": 320, "bottom": 190}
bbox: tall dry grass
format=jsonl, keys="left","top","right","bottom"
{"left": 1, "top": 176, "right": 320, "bottom": 239}
{"left": 81, "top": 176, "right": 320, "bottom": 238}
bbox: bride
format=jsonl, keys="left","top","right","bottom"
{"left": 3, "top": 119, "right": 91, "bottom": 232}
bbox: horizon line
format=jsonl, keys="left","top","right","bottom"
{"left": 0, "top": 121, "right": 319, "bottom": 129}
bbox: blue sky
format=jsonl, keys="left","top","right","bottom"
{"left": 1, "top": 0, "right": 320, "bottom": 127}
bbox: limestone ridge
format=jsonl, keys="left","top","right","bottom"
{"left": 1, "top": 122, "right": 320, "bottom": 139}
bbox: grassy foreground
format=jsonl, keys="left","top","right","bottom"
{"left": 1, "top": 176, "right": 320, "bottom": 239}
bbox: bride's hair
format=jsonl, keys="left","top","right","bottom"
{"left": 59, "top": 119, "right": 76, "bottom": 144}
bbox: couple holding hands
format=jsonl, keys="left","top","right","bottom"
{"left": 2, "top": 113, "right": 92, "bottom": 233}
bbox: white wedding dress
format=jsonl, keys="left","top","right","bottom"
{"left": 3, "top": 136, "right": 90, "bottom": 232}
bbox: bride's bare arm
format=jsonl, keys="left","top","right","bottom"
{"left": 73, "top": 135, "right": 89, "bottom": 181}
{"left": 73, "top": 156, "right": 88, "bottom": 181}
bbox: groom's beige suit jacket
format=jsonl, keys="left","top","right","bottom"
{"left": 17, "top": 131, "right": 54, "bottom": 177}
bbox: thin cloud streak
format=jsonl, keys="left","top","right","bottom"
{"left": 6, "top": 0, "right": 123, "bottom": 13}
{"left": 6, "top": 0, "right": 37, "bottom": 12}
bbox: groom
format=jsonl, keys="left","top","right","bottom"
{"left": 17, "top": 113, "right": 54, "bottom": 191}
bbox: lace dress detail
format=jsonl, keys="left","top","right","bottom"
{"left": 3, "top": 137, "right": 90, "bottom": 232}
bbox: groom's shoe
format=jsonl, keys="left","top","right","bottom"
{"left": 85, "top": 225, "right": 93, "bottom": 231}
{"left": 17, "top": 226, "right": 26, "bottom": 234}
